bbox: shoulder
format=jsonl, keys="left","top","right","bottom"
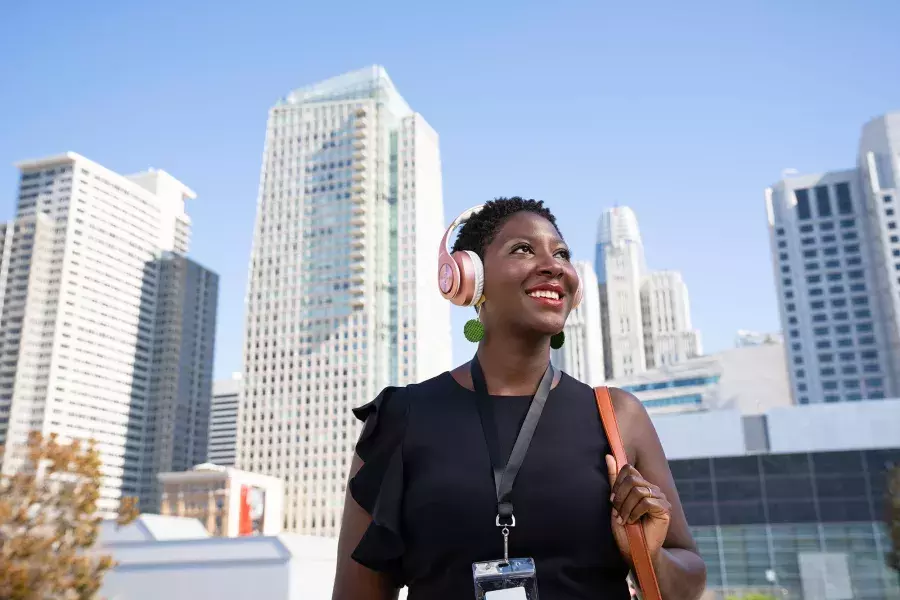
{"left": 355, "top": 372, "right": 455, "bottom": 421}
{"left": 606, "top": 386, "right": 656, "bottom": 467}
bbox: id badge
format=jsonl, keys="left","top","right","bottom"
{"left": 472, "top": 557, "right": 539, "bottom": 600}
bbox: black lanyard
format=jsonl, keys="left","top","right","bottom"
{"left": 471, "top": 355, "right": 555, "bottom": 528}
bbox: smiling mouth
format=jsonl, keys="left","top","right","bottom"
{"left": 528, "top": 290, "right": 562, "bottom": 300}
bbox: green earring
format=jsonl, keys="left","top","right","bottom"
{"left": 550, "top": 331, "right": 565, "bottom": 350}
{"left": 464, "top": 318, "right": 485, "bottom": 343}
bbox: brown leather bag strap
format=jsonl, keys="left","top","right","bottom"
{"left": 594, "top": 386, "right": 663, "bottom": 600}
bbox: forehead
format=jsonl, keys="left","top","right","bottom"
{"left": 491, "top": 211, "right": 562, "bottom": 244}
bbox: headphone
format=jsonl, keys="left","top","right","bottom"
{"left": 437, "top": 205, "right": 583, "bottom": 309}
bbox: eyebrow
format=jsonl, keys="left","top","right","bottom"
{"left": 503, "top": 235, "right": 569, "bottom": 249}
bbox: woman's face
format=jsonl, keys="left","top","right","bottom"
{"left": 479, "top": 211, "right": 579, "bottom": 337}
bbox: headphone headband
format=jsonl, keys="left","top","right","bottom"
{"left": 443, "top": 204, "right": 485, "bottom": 254}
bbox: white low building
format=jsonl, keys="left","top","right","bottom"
{"left": 609, "top": 341, "right": 793, "bottom": 414}
{"left": 97, "top": 515, "right": 339, "bottom": 600}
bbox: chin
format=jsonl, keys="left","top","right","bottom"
{"left": 529, "top": 318, "right": 567, "bottom": 337}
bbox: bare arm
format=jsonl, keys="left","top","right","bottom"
{"left": 332, "top": 453, "right": 400, "bottom": 600}
{"left": 611, "top": 388, "right": 707, "bottom": 599}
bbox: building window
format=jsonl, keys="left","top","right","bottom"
{"left": 795, "top": 189, "right": 812, "bottom": 220}
{"left": 835, "top": 182, "right": 853, "bottom": 214}
{"left": 815, "top": 185, "right": 832, "bottom": 217}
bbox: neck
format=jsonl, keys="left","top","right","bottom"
{"left": 475, "top": 331, "right": 551, "bottom": 396}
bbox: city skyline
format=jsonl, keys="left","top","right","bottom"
{"left": 5, "top": 2, "right": 899, "bottom": 380}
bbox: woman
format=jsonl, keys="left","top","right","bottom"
{"left": 333, "top": 197, "right": 706, "bottom": 599}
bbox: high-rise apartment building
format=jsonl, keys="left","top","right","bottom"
{"left": 641, "top": 270, "right": 701, "bottom": 368}
{"left": 0, "top": 152, "right": 202, "bottom": 514}
{"left": 238, "top": 66, "right": 451, "bottom": 535}
{"left": 551, "top": 261, "right": 604, "bottom": 386}
{"left": 208, "top": 374, "right": 241, "bottom": 466}
{"left": 142, "top": 252, "right": 218, "bottom": 512}
{"left": 595, "top": 207, "right": 700, "bottom": 379}
{"left": 765, "top": 111, "right": 900, "bottom": 404}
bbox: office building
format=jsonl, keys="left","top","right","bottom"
{"left": 142, "top": 253, "right": 218, "bottom": 512}
{"left": 239, "top": 66, "right": 451, "bottom": 535}
{"left": 208, "top": 374, "right": 241, "bottom": 466}
{"left": 656, "top": 399, "right": 900, "bottom": 600}
{"left": 641, "top": 270, "right": 701, "bottom": 368}
{"left": 611, "top": 342, "right": 791, "bottom": 415}
{"left": 596, "top": 206, "right": 647, "bottom": 378}
{"left": 595, "top": 207, "right": 700, "bottom": 379}
{"left": 158, "top": 463, "right": 283, "bottom": 537}
{"left": 551, "top": 260, "right": 604, "bottom": 386}
{"left": 766, "top": 111, "right": 900, "bottom": 404}
{"left": 0, "top": 152, "right": 198, "bottom": 514}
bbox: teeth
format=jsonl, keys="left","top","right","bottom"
{"left": 529, "top": 290, "right": 560, "bottom": 300}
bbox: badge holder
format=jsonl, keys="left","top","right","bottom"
{"left": 472, "top": 515, "right": 539, "bottom": 600}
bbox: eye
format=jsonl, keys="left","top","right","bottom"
{"left": 511, "top": 243, "right": 533, "bottom": 254}
{"left": 556, "top": 248, "right": 572, "bottom": 261}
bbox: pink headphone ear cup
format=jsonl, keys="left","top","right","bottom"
{"left": 463, "top": 251, "right": 484, "bottom": 307}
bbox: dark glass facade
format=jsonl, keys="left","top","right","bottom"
{"left": 670, "top": 449, "right": 900, "bottom": 599}
{"left": 139, "top": 254, "right": 219, "bottom": 512}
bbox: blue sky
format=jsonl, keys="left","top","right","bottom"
{"left": 2, "top": 0, "right": 899, "bottom": 379}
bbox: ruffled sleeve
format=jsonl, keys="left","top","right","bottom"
{"left": 348, "top": 385, "right": 409, "bottom": 584}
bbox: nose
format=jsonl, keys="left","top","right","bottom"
{"left": 535, "top": 251, "right": 564, "bottom": 279}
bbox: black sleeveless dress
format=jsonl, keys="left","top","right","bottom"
{"left": 349, "top": 370, "right": 631, "bottom": 600}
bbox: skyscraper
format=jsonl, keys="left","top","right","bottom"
{"left": 765, "top": 111, "right": 900, "bottom": 404}
{"left": 596, "top": 207, "right": 646, "bottom": 378}
{"left": 595, "top": 207, "right": 700, "bottom": 379}
{"left": 238, "top": 66, "right": 451, "bottom": 535}
{"left": 208, "top": 374, "right": 241, "bottom": 466}
{"left": 551, "top": 261, "right": 604, "bottom": 386}
{"left": 141, "top": 252, "right": 219, "bottom": 512}
{"left": 0, "top": 152, "right": 197, "bottom": 514}
{"left": 641, "top": 270, "right": 701, "bottom": 368}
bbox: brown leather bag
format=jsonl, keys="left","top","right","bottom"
{"left": 594, "top": 386, "right": 663, "bottom": 600}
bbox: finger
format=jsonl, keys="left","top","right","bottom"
{"left": 611, "top": 466, "right": 646, "bottom": 507}
{"left": 618, "top": 484, "right": 653, "bottom": 523}
{"left": 605, "top": 454, "right": 618, "bottom": 487}
{"left": 623, "top": 497, "right": 671, "bottom": 525}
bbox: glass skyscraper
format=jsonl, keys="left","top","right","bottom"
{"left": 238, "top": 66, "right": 451, "bottom": 535}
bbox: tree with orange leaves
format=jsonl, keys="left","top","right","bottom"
{"left": 0, "top": 431, "right": 139, "bottom": 599}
